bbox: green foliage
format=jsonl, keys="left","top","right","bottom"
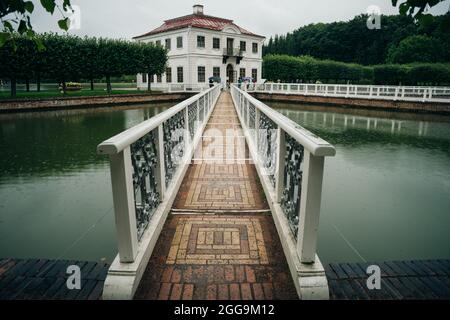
{"left": 0, "top": 34, "right": 168, "bottom": 96}
{"left": 387, "top": 35, "right": 445, "bottom": 63}
{"left": 136, "top": 42, "right": 168, "bottom": 91}
{"left": 263, "top": 54, "right": 450, "bottom": 85}
{"left": 406, "top": 63, "right": 450, "bottom": 84}
{"left": 392, "top": 0, "right": 447, "bottom": 26}
{"left": 0, "top": 0, "right": 73, "bottom": 47}
{"left": 263, "top": 13, "right": 450, "bottom": 65}
{"left": 373, "top": 64, "right": 408, "bottom": 84}
{"left": 263, "top": 55, "right": 373, "bottom": 83}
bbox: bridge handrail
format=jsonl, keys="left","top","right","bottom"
{"left": 231, "top": 84, "right": 335, "bottom": 264}
{"left": 233, "top": 85, "right": 336, "bottom": 157}
{"left": 242, "top": 82, "right": 450, "bottom": 102}
{"left": 98, "top": 86, "right": 216, "bottom": 155}
{"left": 97, "top": 84, "right": 221, "bottom": 263}
{"left": 137, "top": 83, "right": 214, "bottom": 93}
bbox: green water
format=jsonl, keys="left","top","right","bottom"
{"left": 1, "top": 102, "right": 449, "bottom": 265}
{"left": 268, "top": 102, "right": 450, "bottom": 264}
{"left": 0, "top": 104, "right": 171, "bottom": 263}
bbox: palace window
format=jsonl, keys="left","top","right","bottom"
{"left": 252, "top": 68, "right": 258, "bottom": 81}
{"left": 142, "top": 73, "right": 147, "bottom": 83}
{"left": 177, "top": 36, "right": 183, "bottom": 48}
{"left": 240, "top": 41, "right": 246, "bottom": 52}
{"left": 157, "top": 74, "right": 162, "bottom": 83}
{"left": 252, "top": 42, "right": 258, "bottom": 53}
{"left": 156, "top": 40, "right": 162, "bottom": 47}
{"left": 177, "top": 67, "right": 184, "bottom": 83}
{"left": 198, "top": 66, "right": 206, "bottom": 83}
{"left": 165, "top": 38, "right": 171, "bottom": 50}
{"left": 197, "top": 35, "right": 205, "bottom": 48}
{"left": 213, "top": 38, "right": 220, "bottom": 49}
{"left": 213, "top": 67, "right": 220, "bottom": 78}
{"left": 166, "top": 67, "right": 172, "bottom": 83}
{"left": 240, "top": 68, "right": 246, "bottom": 79}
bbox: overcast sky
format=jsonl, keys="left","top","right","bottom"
{"left": 30, "top": 0, "right": 450, "bottom": 40}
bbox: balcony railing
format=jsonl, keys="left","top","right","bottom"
{"left": 230, "top": 84, "right": 336, "bottom": 264}
{"left": 223, "top": 48, "right": 243, "bottom": 57}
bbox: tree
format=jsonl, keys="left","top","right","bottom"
{"left": 387, "top": 35, "right": 444, "bottom": 63}
{"left": 392, "top": 0, "right": 448, "bottom": 25}
{"left": 263, "top": 13, "right": 450, "bottom": 66}
{"left": 0, "top": 35, "right": 36, "bottom": 96}
{"left": 0, "top": 0, "right": 72, "bottom": 47}
{"left": 138, "top": 42, "right": 168, "bottom": 91}
{"left": 42, "top": 33, "right": 83, "bottom": 94}
{"left": 78, "top": 37, "right": 100, "bottom": 91}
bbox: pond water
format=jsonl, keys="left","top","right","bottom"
{"left": 0, "top": 104, "right": 171, "bottom": 263}
{"left": 267, "top": 102, "right": 450, "bottom": 264}
{"left": 1, "top": 101, "right": 449, "bottom": 265}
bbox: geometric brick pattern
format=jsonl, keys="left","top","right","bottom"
{"left": 174, "top": 93, "right": 268, "bottom": 211}
{"left": 134, "top": 215, "right": 299, "bottom": 300}
{"left": 174, "top": 163, "right": 268, "bottom": 210}
{"left": 166, "top": 216, "right": 269, "bottom": 265}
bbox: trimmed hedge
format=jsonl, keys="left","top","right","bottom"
{"left": 263, "top": 55, "right": 450, "bottom": 85}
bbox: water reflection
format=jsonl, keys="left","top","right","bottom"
{"left": 0, "top": 104, "right": 171, "bottom": 182}
{"left": 0, "top": 103, "right": 171, "bottom": 263}
{"left": 276, "top": 104, "right": 450, "bottom": 156}
{"left": 268, "top": 102, "right": 450, "bottom": 264}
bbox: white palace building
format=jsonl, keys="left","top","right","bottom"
{"left": 134, "top": 5, "right": 265, "bottom": 89}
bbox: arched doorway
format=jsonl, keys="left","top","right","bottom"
{"left": 226, "top": 64, "right": 235, "bottom": 84}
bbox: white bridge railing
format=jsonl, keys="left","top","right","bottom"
{"left": 97, "top": 84, "right": 221, "bottom": 298}
{"left": 242, "top": 83, "right": 450, "bottom": 103}
{"left": 138, "top": 83, "right": 214, "bottom": 93}
{"left": 231, "top": 84, "right": 335, "bottom": 298}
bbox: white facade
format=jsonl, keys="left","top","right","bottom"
{"left": 135, "top": 6, "right": 265, "bottom": 89}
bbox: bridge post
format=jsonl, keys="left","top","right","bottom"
{"left": 297, "top": 151, "right": 325, "bottom": 263}
{"left": 109, "top": 147, "right": 138, "bottom": 263}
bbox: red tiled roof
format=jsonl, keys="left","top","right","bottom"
{"left": 133, "top": 13, "right": 265, "bottom": 39}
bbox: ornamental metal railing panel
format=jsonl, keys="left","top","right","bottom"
{"left": 240, "top": 83, "right": 450, "bottom": 103}
{"left": 231, "top": 84, "right": 336, "bottom": 264}
{"left": 97, "top": 84, "right": 221, "bottom": 263}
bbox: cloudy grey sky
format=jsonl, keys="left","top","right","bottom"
{"left": 31, "top": 0, "right": 450, "bottom": 40}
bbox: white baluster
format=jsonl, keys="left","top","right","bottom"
{"left": 297, "top": 151, "right": 325, "bottom": 263}
{"left": 109, "top": 147, "right": 138, "bottom": 263}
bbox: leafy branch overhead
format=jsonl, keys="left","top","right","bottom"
{"left": 0, "top": 0, "right": 73, "bottom": 47}
{"left": 392, "top": 0, "right": 448, "bottom": 25}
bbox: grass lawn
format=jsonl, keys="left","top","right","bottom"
{"left": 0, "top": 89, "right": 163, "bottom": 100}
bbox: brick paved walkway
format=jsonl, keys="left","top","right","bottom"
{"left": 135, "top": 92, "right": 298, "bottom": 300}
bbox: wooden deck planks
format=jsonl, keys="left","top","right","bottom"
{"left": 326, "top": 259, "right": 450, "bottom": 300}
{"left": 0, "top": 258, "right": 109, "bottom": 300}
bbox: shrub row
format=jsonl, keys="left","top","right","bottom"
{"left": 0, "top": 34, "right": 168, "bottom": 97}
{"left": 263, "top": 55, "right": 450, "bottom": 85}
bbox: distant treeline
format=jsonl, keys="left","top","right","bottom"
{"left": 263, "top": 14, "right": 450, "bottom": 65}
{"left": 263, "top": 55, "right": 450, "bottom": 85}
{"left": 0, "top": 34, "right": 167, "bottom": 97}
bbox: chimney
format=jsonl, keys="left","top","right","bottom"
{"left": 193, "top": 4, "right": 204, "bottom": 15}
